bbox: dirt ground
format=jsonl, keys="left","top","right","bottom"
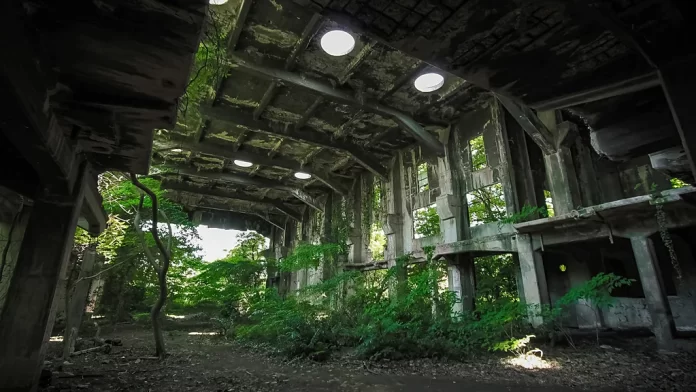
{"left": 42, "top": 322, "right": 696, "bottom": 392}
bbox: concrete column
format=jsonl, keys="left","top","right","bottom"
{"left": 447, "top": 254, "right": 476, "bottom": 314}
{"left": 516, "top": 234, "right": 550, "bottom": 327}
{"left": 383, "top": 155, "right": 406, "bottom": 264}
{"left": 63, "top": 243, "right": 97, "bottom": 358}
{"left": 348, "top": 177, "right": 368, "bottom": 265}
{"left": 631, "top": 236, "right": 677, "bottom": 350}
{"left": 0, "top": 177, "right": 86, "bottom": 390}
{"left": 538, "top": 111, "right": 582, "bottom": 215}
{"left": 544, "top": 147, "right": 582, "bottom": 215}
{"left": 0, "top": 206, "right": 31, "bottom": 316}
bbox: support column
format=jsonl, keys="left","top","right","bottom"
{"left": 0, "top": 206, "right": 32, "bottom": 315}
{"left": 0, "top": 171, "right": 86, "bottom": 391}
{"left": 348, "top": 177, "right": 368, "bottom": 265}
{"left": 566, "top": 256, "right": 603, "bottom": 329}
{"left": 516, "top": 234, "right": 550, "bottom": 327}
{"left": 447, "top": 254, "right": 476, "bottom": 314}
{"left": 539, "top": 111, "right": 583, "bottom": 215}
{"left": 63, "top": 243, "right": 97, "bottom": 358}
{"left": 383, "top": 155, "right": 406, "bottom": 264}
{"left": 630, "top": 236, "right": 677, "bottom": 351}
{"left": 543, "top": 147, "right": 582, "bottom": 215}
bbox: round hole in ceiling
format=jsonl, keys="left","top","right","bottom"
{"left": 294, "top": 172, "right": 312, "bottom": 180}
{"left": 233, "top": 160, "right": 253, "bottom": 168}
{"left": 414, "top": 73, "right": 445, "bottom": 92}
{"left": 320, "top": 30, "right": 355, "bottom": 57}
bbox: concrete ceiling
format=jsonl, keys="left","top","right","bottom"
{"left": 149, "top": 0, "right": 691, "bottom": 226}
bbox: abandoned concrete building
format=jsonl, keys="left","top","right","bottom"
{"left": 2, "top": 0, "right": 696, "bottom": 389}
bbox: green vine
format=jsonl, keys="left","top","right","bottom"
{"left": 649, "top": 184, "right": 681, "bottom": 280}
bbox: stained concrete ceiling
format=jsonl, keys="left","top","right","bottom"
{"left": 148, "top": 0, "right": 690, "bottom": 228}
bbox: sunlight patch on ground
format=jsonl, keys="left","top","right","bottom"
{"left": 188, "top": 332, "right": 217, "bottom": 336}
{"left": 50, "top": 336, "right": 64, "bottom": 342}
{"left": 166, "top": 314, "right": 186, "bottom": 319}
{"left": 504, "top": 351, "right": 557, "bottom": 370}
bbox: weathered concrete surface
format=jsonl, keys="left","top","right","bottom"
{"left": 630, "top": 236, "right": 677, "bottom": 351}
{"left": 517, "top": 234, "right": 550, "bottom": 327}
{"left": 0, "top": 207, "right": 31, "bottom": 316}
{"left": 602, "top": 296, "right": 696, "bottom": 332}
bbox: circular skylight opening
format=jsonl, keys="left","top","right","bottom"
{"left": 234, "top": 159, "right": 253, "bottom": 168}
{"left": 171, "top": 148, "right": 183, "bottom": 153}
{"left": 320, "top": 30, "right": 355, "bottom": 57}
{"left": 294, "top": 172, "right": 312, "bottom": 180}
{"left": 414, "top": 73, "right": 445, "bottom": 92}
{"left": 209, "top": 0, "right": 228, "bottom": 5}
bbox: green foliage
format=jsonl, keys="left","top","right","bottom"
{"left": 470, "top": 134, "right": 488, "bottom": 171}
{"left": 499, "top": 204, "right": 548, "bottom": 225}
{"left": 474, "top": 254, "right": 519, "bottom": 310}
{"left": 467, "top": 184, "right": 506, "bottom": 225}
{"left": 280, "top": 243, "right": 343, "bottom": 272}
{"left": 414, "top": 205, "right": 440, "bottom": 237}
{"left": 670, "top": 178, "right": 688, "bottom": 189}
{"left": 556, "top": 272, "right": 634, "bottom": 309}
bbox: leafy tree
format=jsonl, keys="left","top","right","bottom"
{"left": 414, "top": 205, "right": 440, "bottom": 238}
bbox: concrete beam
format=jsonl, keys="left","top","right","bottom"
{"left": 226, "top": 0, "right": 253, "bottom": 51}
{"left": 0, "top": 1, "right": 79, "bottom": 195}
{"left": 201, "top": 106, "right": 388, "bottom": 180}
{"left": 163, "top": 164, "right": 323, "bottom": 212}
{"left": 191, "top": 204, "right": 286, "bottom": 231}
{"left": 161, "top": 179, "right": 303, "bottom": 221}
{"left": 531, "top": 72, "right": 660, "bottom": 112}
{"left": 166, "top": 135, "right": 348, "bottom": 195}
{"left": 228, "top": 55, "right": 445, "bottom": 156}
{"left": 496, "top": 94, "right": 556, "bottom": 155}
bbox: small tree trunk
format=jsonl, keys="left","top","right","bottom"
{"left": 131, "top": 174, "right": 171, "bottom": 359}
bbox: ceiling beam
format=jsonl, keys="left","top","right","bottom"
{"left": 228, "top": 55, "right": 445, "bottom": 157}
{"left": 496, "top": 94, "right": 556, "bottom": 155}
{"left": 201, "top": 106, "right": 388, "bottom": 180}
{"left": 163, "top": 164, "right": 323, "bottom": 211}
{"left": 187, "top": 202, "right": 286, "bottom": 231}
{"left": 226, "top": 0, "right": 253, "bottom": 51}
{"left": 337, "top": 42, "right": 375, "bottom": 85}
{"left": 296, "top": 97, "right": 324, "bottom": 129}
{"left": 251, "top": 13, "right": 322, "bottom": 120}
{"left": 164, "top": 135, "right": 348, "bottom": 194}
{"left": 161, "top": 179, "right": 303, "bottom": 221}
{"left": 530, "top": 72, "right": 660, "bottom": 112}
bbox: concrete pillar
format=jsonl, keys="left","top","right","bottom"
{"left": 538, "top": 111, "right": 583, "bottom": 215}
{"left": 630, "top": 236, "right": 677, "bottom": 351}
{"left": 447, "top": 254, "right": 476, "bottom": 314}
{"left": 0, "top": 177, "right": 86, "bottom": 390}
{"left": 516, "top": 234, "right": 550, "bottom": 327}
{"left": 383, "top": 155, "right": 406, "bottom": 263}
{"left": 544, "top": 147, "right": 582, "bottom": 215}
{"left": 348, "top": 177, "right": 368, "bottom": 265}
{"left": 0, "top": 206, "right": 31, "bottom": 316}
{"left": 63, "top": 243, "right": 97, "bottom": 358}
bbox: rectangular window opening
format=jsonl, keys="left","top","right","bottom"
{"left": 466, "top": 183, "right": 506, "bottom": 226}
{"left": 470, "top": 134, "right": 488, "bottom": 171}
{"left": 544, "top": 189, "right": 555, "bottom": 217}
{"left": 413, "top": 204, "right": 440, "bottom": 239}
{"left": 417, "top": 162, "right": 429, "bottom": 192}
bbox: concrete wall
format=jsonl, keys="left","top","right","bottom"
{"left": 603, "top": 296, "right": 696, "bottom": 331}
